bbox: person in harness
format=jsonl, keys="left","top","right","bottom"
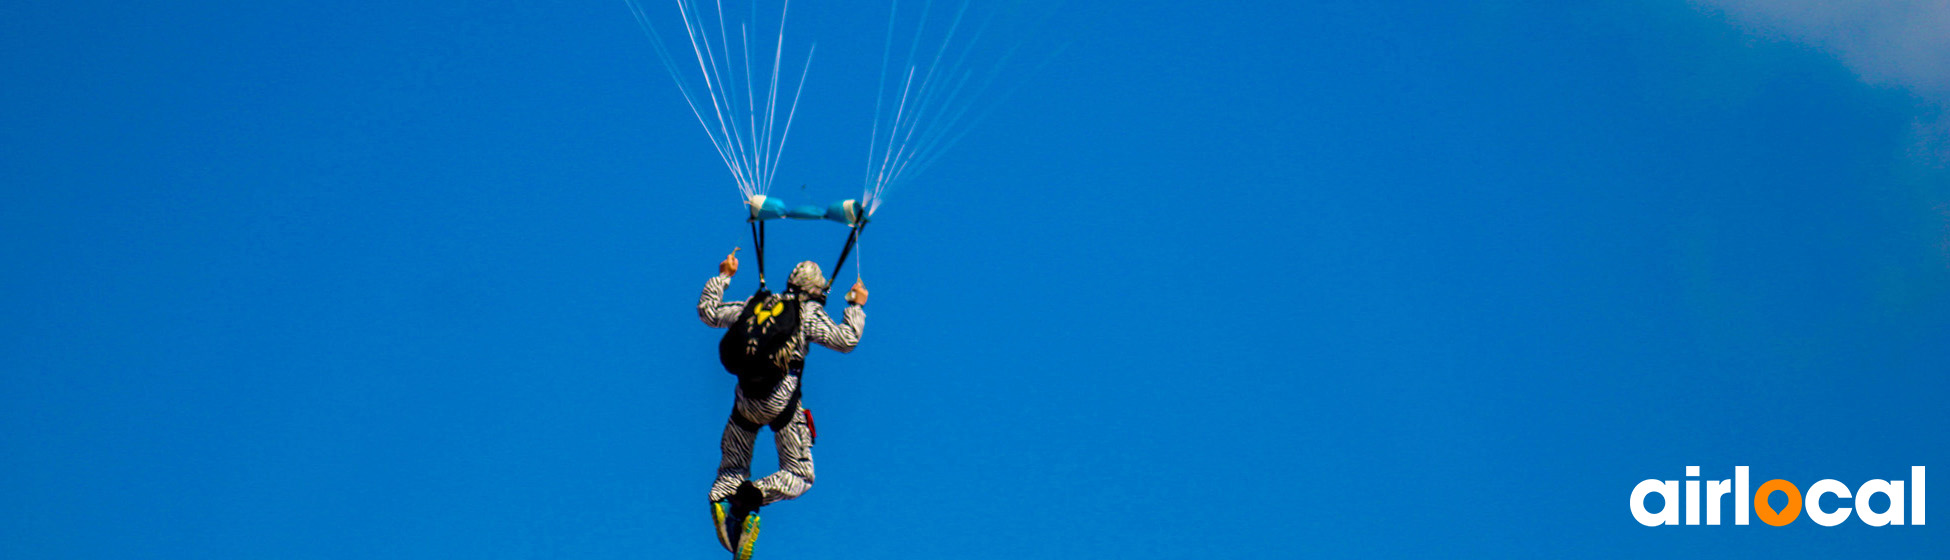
{"left": 698, "top": 248, "right": 866, "bottom": 559}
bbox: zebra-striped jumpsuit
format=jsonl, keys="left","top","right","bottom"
{"left": 698, "top": 274, "right": 864, "bottom": 505}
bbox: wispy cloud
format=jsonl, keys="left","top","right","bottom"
{"left": 1693, "top": 0, "right": 1950, "bottom": 97}
{"left": 1695, "top": 0, "right": 1950, "bottom": 164}
{"left": 1693, "top": 1, "right": 1950, "bottom": 274}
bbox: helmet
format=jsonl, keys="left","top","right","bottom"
{"left": 787, "top": 261, "right": 828, "bottom": 299}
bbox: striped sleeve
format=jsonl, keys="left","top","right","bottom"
{"left": 698, "top": 274, "right": 744, "bottom": 328}
{"left": 800, "top": 300, "right": 864, "bottom": 354}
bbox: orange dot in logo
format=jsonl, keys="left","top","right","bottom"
{"left": 1755, "top": 479, "right": 1802, "bottom": 526}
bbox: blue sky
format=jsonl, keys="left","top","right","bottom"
{"left": 3, "top": 1, "right": 1945, "bottom": 558}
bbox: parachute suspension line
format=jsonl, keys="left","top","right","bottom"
{"left": 758, "top": 2, "right": 789, "bottom": 193}
{"left": 674, "top": 0, "right": 754, "bottom": 197}
{"left": 624, "top": 0, "right": 749, "bottom": 198}
{"left": 871, "top": 66, "right": 919, "bottom": 206}
{"left": 862, "top": 1, "right": 1054, "bottom": 216}
{"left": 864, "top": 0, "right": 938, "bottom": 213}
{"left": 861, "top": 0, "right": 1001, "bottom": 216}
{"left": 711, "top": 0, "right": 760, "bottom": 196}
{"left": 688, "top": 0, "right": 755, "bottom": 197}
{"left": 905, "top": 6, "right": 1073, "bottom": 181}
{"left": 875, "top": 1, "right": 972, "bottom": 192}
{"left": 884, "top": 5, "right": 1011, "bottom": 190}
{"left": 765, "top": 45, "right": 814, "bottom": 194}
{"left": 708, "top": 0, "right": 763, "bottom": 196}
{"left": 743, "top": 24, "right": 757, "bottom": 182}
{"left": 899, "top": 39, "right": 1058, "bottom": 185}
{"left": 862, "top": 0, "right": 904, "bottom": 213}
{"left": 628, "top": 0, "right": 811, "bottom": 201}
{"left": 895, "top": 12, "right": 991, "bottom": 173}
{"left": 887, "top": 61, "right": 1001, "bottom": 186}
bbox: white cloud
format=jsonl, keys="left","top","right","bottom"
{"left": 1697, "top": 0, "right": 1950, "bottom": 168}
{"left": 1692, "top": 0, "right": 1950, "bottom": 97}
{"left": 1695, "top": 1, "right": 1950, "bottom": 276}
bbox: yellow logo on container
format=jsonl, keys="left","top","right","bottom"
{"left": 752, "top": 302, "right": 785, "bottom": 326}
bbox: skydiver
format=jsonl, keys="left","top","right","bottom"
{"left": 697, "top": 249, "right": 867, "bottom": 559}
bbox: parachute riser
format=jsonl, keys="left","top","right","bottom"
{"left": 828, "top": 221, "right": 866, "bottom": 286}
{"left": 749, "top": 219, "right": 767, "bottom": 291}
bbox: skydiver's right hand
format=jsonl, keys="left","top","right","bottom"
{"left": 719, "top": 248, "right": 740, "bottom": 277}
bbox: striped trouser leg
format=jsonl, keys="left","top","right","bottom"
{"left": 708, "top": 415, "right": 759, "bottom": 502}
{"left": 753, "top": 404, "right": 814, "bottom": 505}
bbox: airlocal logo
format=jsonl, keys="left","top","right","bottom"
{"left": 1631, "top": 466, "right": 1925, "bottom": 527}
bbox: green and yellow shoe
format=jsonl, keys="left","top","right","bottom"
{"left": 710, "top": 502, "right": 733, "bottom": 552}
{"left": 733, "top": 512, "right": 761, "bottom": 560}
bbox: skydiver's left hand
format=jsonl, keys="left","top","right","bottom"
{"left": 846, "top": 280, "right": 868, "bottom": 305}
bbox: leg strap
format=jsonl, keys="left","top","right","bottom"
{"left": 770, "top": 386, "right": 802, "bottom": 433}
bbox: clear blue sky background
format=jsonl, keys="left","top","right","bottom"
{"left": 4, "top": 2, "right": 1946, "bottom": 558}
